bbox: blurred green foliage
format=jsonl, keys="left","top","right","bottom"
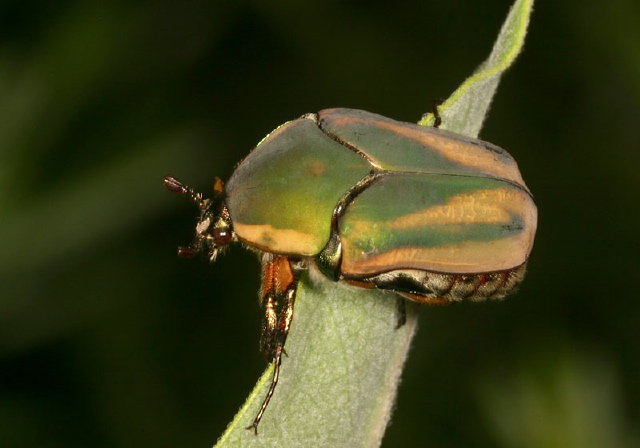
{"left": 0, "top": 1, "right": 638, "bottom": 447}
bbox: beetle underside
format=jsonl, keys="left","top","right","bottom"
{"left": 343, "top": 263, "right": 528, "bottom": 304}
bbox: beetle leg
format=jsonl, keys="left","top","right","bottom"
{"left": 432, "top": 98, "right": 444, "bottom": 128}
{"left": 395, "top": 297, "right": 407, "bottom": 328}
{"left": 259, "top": 258, "right": 278, "bottom": 359}
{"left": 399, "top": 291, "right": 451, "bottom": 305}
{"left": 248, "top": 254, "right": 297, "bottom": 434}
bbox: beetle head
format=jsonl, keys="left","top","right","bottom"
{"left": 164, "top": 175, "right": 234, "bottom": 261}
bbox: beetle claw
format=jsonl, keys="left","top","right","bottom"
{"left": 245, "top": 422, "right": 259, "bottom": 435}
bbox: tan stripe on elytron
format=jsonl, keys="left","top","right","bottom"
{"left": 233, "top": 222, "right": 323, "bottom": 256}
{"left": 341, "top": 188, "right": 537, "bottom": 275}
{"left": 376, "top": 120, "right": 526, "bottom": 185}
{"left": 345, "top": 188, "right": 524, "bottom": 237}
{"left": 341, "top": 230, "right": 534, "bottom": 275}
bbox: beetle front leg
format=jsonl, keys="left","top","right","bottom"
{"left": 248, "top": 254, "right": 297, "bottom": 434}
{"left": 258, "top": 257, "right": 278, "bottom": 360}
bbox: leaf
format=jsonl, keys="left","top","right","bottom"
{"left": 214, "top": 0, "right": 534, "bottom": 446}
{"left": 215, "top": 274, "right": 419, "bottom": 447}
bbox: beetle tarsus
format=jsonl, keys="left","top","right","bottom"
{"left": 247, "top": 342, "right": 286, "bottom": 434}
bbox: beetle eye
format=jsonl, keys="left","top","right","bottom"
{"left": 212, "top": 228, "right": 232, "bottom": 246}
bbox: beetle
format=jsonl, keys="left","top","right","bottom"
{"left": 164, "top": 108, "right": 537, "bottom": 433}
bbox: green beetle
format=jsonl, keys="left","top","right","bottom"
{"left": 164, "top": 108, "right": 537, "bottom": 433}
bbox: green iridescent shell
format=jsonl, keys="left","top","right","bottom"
{"left": 225, "top": 116, "right": 371, "bottom": 256}
{"left": 225, "top": 108, "right": 536, "bottom": 277}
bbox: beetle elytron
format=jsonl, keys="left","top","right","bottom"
{"left": 164, "top": 108, "right": 537, "bottom": 433}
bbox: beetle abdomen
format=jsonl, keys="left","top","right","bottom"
{"left": 346, "top": 263, "right": 527, "bottom": 303}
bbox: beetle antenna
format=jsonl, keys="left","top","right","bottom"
{"left": 163, "top": 175, "right": 205, "bottom": 208}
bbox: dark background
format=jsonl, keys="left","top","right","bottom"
{"left": 1, "top": 1, "right": 638, "bottom": 447}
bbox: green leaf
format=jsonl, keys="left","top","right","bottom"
{"left": 214, "top": 0, "right": 534, "bottom": 446}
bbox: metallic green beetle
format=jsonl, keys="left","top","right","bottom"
{"left": 164, "top": 108, "right": 537, "bottom": 433}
